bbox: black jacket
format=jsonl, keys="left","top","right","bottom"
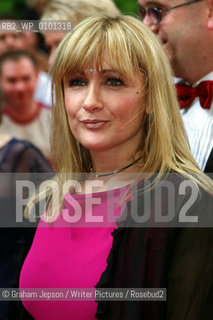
{"left": 95, "top": 174, "right": 213, "bottom": 320}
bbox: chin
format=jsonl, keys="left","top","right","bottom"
{"left": 81, "top": 141, "right": 109, "bottom": 153}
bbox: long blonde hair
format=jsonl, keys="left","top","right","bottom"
{"left": 27, "top": 14, "right": 212, "bottom": 218}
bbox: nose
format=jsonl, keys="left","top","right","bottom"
{"left": 15, "top": 81, "right": 25, "bottom": 92}
{"left": 82, "top": 84, "right": 103, "bottom": 113}
{"left": 143, "top": 16, "right": 159, "bottom": 34}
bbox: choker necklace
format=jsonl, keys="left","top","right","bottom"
{"left": 90, "top": 156, "right": 142, "bottom": 178}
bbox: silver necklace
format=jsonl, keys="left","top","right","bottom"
{"left": 90, "top": 156, "right": 142, "bottom": 178}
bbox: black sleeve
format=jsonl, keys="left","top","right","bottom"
{"left": 167, "top": 189, "right": 213, "bottom": 320}
{"left": 10, "top": 141, "right": 53, "bottom": 173}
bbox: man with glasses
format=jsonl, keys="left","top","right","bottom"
{"left": 138, "top": 0, "right": 213, "bottom": 173}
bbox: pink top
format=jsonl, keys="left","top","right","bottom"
{"left": 20, "top": 185, "right": 130, "bottom": 320}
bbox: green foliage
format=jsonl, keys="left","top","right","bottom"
{"left": 0, "top": 0, "right": 139, "bottom": 18}
{"left": 113, "top": 0, "right": 138, "bottom": 14}
{"left": 0, "top": 1, "right": 14, "bottom": 13}
{"left": 0, "top": 0, "right": 26, "bottom": 18}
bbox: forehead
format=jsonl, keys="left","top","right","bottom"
{"left": 1, "top": 57, "right": 37, "bottom": 76}
{"left": 66, "top": 54, "right": 144, "bottom": 87}
{"left": 63, "top": 49, "right": 136, "bottom": 80}
{"left": 89, "top": 53, "right": 114, "bottom": 71}
{"left": 68, "top": 56, "right": 116, "bottom": 75}
{"left": 64, "top": 52, "right": 121, "bottom": 78}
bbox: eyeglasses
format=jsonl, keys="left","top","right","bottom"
{"left": 138, "top": 0, "right": 204, "bottom": 24}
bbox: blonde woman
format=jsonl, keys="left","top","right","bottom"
{"left": 20, "top": 15, "right": 213, "bottom": 320}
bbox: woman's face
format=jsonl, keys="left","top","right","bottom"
{"left": 63, "top": 54, "right": 146, "bottom": 156}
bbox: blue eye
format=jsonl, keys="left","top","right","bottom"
{"left": 107, "top": 77, "right": 124, "bottom": 86}
{"left": 69, "top": 78, "right": 87, "bottom": 86}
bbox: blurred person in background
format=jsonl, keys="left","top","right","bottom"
{"left": 0, "top": 14, "right": 52, "bottom": 108}
{"left": 41, "top": 0, "right": 120, "bottom": 66}
{"left": 0, "top": 32, "right": 24, "bottom": 53}
{"left": 0, "top": 75, "right": 53, "bottom": 320}
{"left": 0, "top": 50, "right": 51, "bottom": 161}
{"left": 22, "top": 31, "right": 52, "bottom": 107}
{"left": 138, "top": 0, "right": 213, "bottom": 173}
{"left": 23, "top": 0, "right": 51, "bottom": 20}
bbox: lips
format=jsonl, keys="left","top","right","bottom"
{"left": 81, "top": 119, "right": 108, "bottom": 129}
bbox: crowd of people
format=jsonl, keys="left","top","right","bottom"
{"left": 0, "top": 0, "right": 212, "bottom": 319}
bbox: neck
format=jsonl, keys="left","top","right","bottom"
{"left": 81, "top": 153, "right": 144, "bottom": 194}
{"left": 90, "top": 150, "right": 142, "bottom": 175}
{"left": 180, "top": 70, "right": 212, "bottom": 85}
{"left": 175, "top": 58, "right": 213, "bottom": 85}
{"left": 7, "top": 101, "right": 39, "bottom": 122}
{"left": 90, "top": 156, "right": 142, "bottom": 178}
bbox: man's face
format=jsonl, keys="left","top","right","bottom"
{"left": 137, "top": 0, "right": 207, "bottom": 79}
{"left": 0, "top": 57, "right": 38, "bottom": 109}
{"left": 0, "top": 32, "right": 25, "bottom": 54}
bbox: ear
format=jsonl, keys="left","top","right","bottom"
{"left": 207, "top": 0, "right": 213, "bottom": 30}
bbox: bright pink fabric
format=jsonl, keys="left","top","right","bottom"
{"left": 20, "top": 186, "right": 129, "bottom": 320}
